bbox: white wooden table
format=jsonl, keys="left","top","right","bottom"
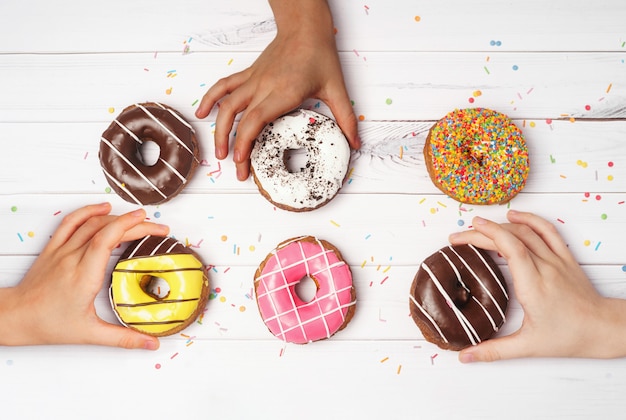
{"left": 1, "top": 1, "right": 626, "bottom": 418}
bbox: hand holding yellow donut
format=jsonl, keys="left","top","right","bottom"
{"left": 0, "top": 203, "right": 169, "bottom": 350}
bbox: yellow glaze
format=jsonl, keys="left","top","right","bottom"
{"left": 110, "top": 254, "right": 208, "bottom": 335}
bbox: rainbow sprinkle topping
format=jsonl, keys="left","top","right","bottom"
{"left": 427, "top": 108, "right": 529, "bottom": 204}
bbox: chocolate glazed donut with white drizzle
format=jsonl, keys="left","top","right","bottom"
{"left": 99, "top": 102, "right": 200, "bottom": 205}
{"left": 409, "top": 244, "right": 509, "bottom": 351}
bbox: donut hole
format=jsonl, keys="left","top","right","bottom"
{"left": 294, "top": 275, "right": 318, "bottom": 303}
{"left": 136, "top": 140, "right": 161, "bottom": 166}
{"left": 140, "top": 275, "right": 171, "bottom": 300}
{"left": 284, "top": 148, "right": 309, "bottom": 173}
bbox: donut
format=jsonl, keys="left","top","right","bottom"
{"left": 109, "top": 235, "right": 209, "bottom": 337}
{"left": 250, "top": 109, "right": 350, "bottom": 212}
{"left": 409, "top": 244, "right": 508, "bottom": 351}
{"left": 99, "top": 102, "right": 200, "bottom": 206}
{"left": 254, "top": 236, "right": 356, "bottom": 344}
{"left": 424, "top": 108, "right": 529, "bottom": 205}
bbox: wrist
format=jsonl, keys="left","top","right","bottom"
{"left": 269, "top": 0, "right": 335, "bottom": 39}
{"left": 0, "top": 286, "right": 28, "bottom": 346}
{"left": 593, "top": 297, "right": 626, "bottom": 358}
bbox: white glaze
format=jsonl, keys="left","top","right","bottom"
{"left": 250, "top": 109, "right": 350, "bottom": 211}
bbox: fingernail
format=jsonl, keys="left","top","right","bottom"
{"left": 130, "top": 209, "right": 145, "bottom": 218}
{"left": 215, "top": 149, "right": 225, "bottom": 160}
{"left": 474, "top": 216, "right": 487, "bottom": 225}
{"left": 459, "top": 352, "right": 475, "bottom": 363}
{"left": 144, "top": 340, "right": 158, "bottom": 351}
{"left": 156, "top": 224, "right": 169, "bottom": 233}
{"left": 234, "top": 149, "right": 242, "bottom": 163}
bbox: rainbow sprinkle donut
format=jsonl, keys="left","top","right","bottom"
{"left": 424, "top": 108, "right": 530, "bottom": 205}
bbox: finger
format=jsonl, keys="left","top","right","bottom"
{"left": 506, "top": 210, "right": 573, "bottom": 262}
{"left": 195, "top": 70, "right": 249, "bottom": 119}
{"left": 232, "top": 92, "right": 297, "bottom": 179}
{"left": 64, "top": 213, "right": 169, "bottom": 255}
{"left": 214, "top": 87, "right": 255, "bottom": 160}
{"left": 86, "top": 321, "right": 160, "bottom": 350}
{"left": 235, "top": 157, "right": 252, "bottom": 181}
{"left": 45, "top": 203, "right": 112, "bottom": 251}
{"left": 79, "top": 209, "right": 149, "bottom": 274}
{"left": 322, "top": 86, "right": 360, "bottom": 150}
{"left": 449, "top": 229, "right": 498, "bottom": 251}
{"left": 467, "top": 216, "right": 541, "bottom": 283}
{"left": 458, "top": 332, "right": 531, "bottom": 363}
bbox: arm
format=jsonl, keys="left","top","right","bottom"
{"left": 195, "top": 0, "right": 360, "bottom": 181}
{"left": 0, "top": 203, "right": 168, "bottom": 350}
{"left": 449, "top": 210, "right": 626, "bottom": 362}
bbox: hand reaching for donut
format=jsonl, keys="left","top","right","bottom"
{"left": 449, "top": 210, "right": 626, "bottom": 362}
{"left": 195, "top": 0, "right": 360, "bottom": 181}
{"left": 0, "top": 203, "right": 168, "bottom": 350}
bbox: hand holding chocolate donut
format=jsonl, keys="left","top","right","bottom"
{"left": 449, "top": 210, "right": 626, "bottom": 362}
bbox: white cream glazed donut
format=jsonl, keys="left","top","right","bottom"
{"left": 250, "top": 109, "right": 351, "bottom": 212}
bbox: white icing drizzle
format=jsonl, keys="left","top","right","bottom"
{"left": 155, "top": 102, "right": 195, "bottom": 133}
{"left": 467, "top": 244, "right": 509, "bottom": 300}
{"left": 159, "top": 158, "right": 187, "bottom": 183}
{"left": 100, "top": 137, "right": 168, "bottom": 200}
{"left": 421, "top": 263, "right": 480, "bottom": 345}
{"left": 100, "top": 166, "right": 143, "bottom": 206}
{"left": 409, "top": 294, "right": 449, "bottom": 344}
{"left": 136, "top": 103, "right": 194, "bottom": 156}
{"left": 412, "top": 245, "right": 508, "bottom": 346}
{"left": 114, "top": 119, "right": 142, "bottom": 144}
{"left": 127, "top": 235, "right": 151, "bottom": 259}
{"left": 254, "top": 236, "right": 355, "bottom": 343}
{"left": 150, "top": 237, "right": 172, "bottom": 256}
{"left": 448, "top": 245, "right": 507, "bottom": 320}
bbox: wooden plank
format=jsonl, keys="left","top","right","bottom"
{"left": 1, "top": 193, "right": 624, "bottom": 266}
{"left": 1, "top": 0, "right": 625, "bottom": 53}
{"left": 0, "top": 51, "right": 624, "bottom": 122}
{"left": 0, "top": 336, "right": 625, "bottom": 419}
{"left": 0, "top": 119, "right": 623, "bottom": 195}
{"left": 1, "top": 255, "right": 624, "bottom": 343}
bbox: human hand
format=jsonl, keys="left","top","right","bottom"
{"left": 0, "top": 203, "right": 169, "bottom": 349}
{"left": 195, "top": 0, "right": 360, "bottom": 181}
{"left": 449, "top": 210, "right": 626, "bottom": 362}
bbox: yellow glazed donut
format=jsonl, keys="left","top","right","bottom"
{"left": 109, "top": 235, "right": 209, "bottom": 337}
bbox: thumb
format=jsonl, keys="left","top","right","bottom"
{"left": 323, "top": 91, "right": 360, "bottom": 150}
{"left": 458, "top": 333, "right": 530, "bottom": 363}
{"left": 87, "top": 322, "right": 160, "bottom": 350}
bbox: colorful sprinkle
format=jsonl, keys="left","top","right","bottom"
{"left": 426, "top": 108, "right": 529, "bottom": 204}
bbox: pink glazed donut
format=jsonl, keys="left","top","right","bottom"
{"left": 253, "top": 236, "right": 356, "bottom": 344}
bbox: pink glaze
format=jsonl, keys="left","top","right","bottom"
{"left": 254, "top": 237, "right": 355, "bottom": 344}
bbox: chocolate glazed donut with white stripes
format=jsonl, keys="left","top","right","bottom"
{"left": 409, "top": 244, "right": 509, "bottom": 351}
{"left": 99, "top": 102, "right": 200, "bottom": 205}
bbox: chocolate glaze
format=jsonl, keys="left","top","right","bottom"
{"left": 118, "top": 235, "right": 192, "bottom": 261}
{"left": 99, "top": 102, "right": 199, "bottom": 205}
{"left": 409, "top": 244, "right": 508, "bottom": 351}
